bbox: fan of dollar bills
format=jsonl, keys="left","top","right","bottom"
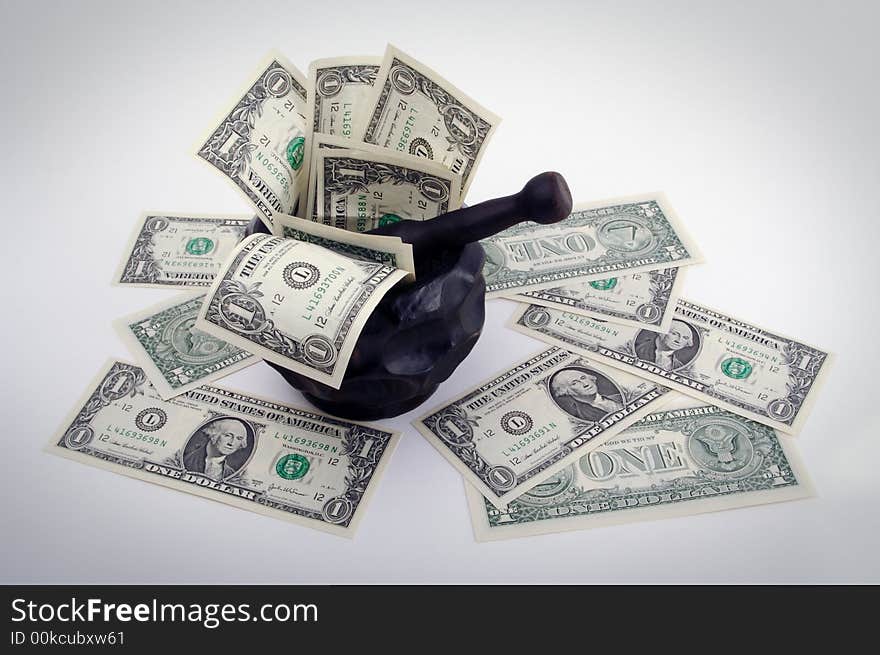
{"left": 47, "top": 44, "right": 831, "bottom": 540}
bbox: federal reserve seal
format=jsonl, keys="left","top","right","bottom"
{"left": 408, "top": 137, "right": 433, "bottom": 159}
{"left": 135, "top": 408, "right": 168, "bottom": 432}
{"left": 500, "top": 411, "right": 533, "bottom": 436}
{"left": 283, "top": 262, "right": 320, "bottom": 289}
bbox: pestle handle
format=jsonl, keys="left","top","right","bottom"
{"left": 367, "top": 171, "right": 572, "bottom": 258}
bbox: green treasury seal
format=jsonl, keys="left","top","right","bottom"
{"left": 589, "top": 278, "right": 617, "bottom": 291}
{"left": 275, "top": 453, "right": 310, "bottom": 480}
{"left": 721, "top": 357, "right": 753, "bottom": 380}
{"left": 286, "top": 136, "right": 305, "bottom": 170}
{"left": 185, "top": 237, "right": 215, "bottom": 256}
{"left": 378, "top": 213, "right": 402, "bottom": 226}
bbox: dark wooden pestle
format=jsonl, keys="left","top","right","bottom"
{"left": 366, "top": 171, "right": 572, "bottom": 260}
{"left": 264, "top": 171, "right": 572, "bottom": 419}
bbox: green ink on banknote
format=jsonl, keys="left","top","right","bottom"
{"left": 589, "top": 278, "right": 617, "bottom": 291}
{"left": 185, "top": 237, "right": 215, "bottom": 256}
{"left": 276, "top": 453, "right": 310, "bottom": 480}
{"left": 378, "top": 213, "right": 403, "bottom": 226}
{"left": 721, "top": 357, "right": 753, "bottom": 380}
{"left": 287, "top": 137, "right": 306, "bottom": 170}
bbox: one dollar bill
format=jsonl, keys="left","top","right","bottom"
{"left": 276, "top": 213, "right": 415, "bottom": 279}
{"left": 48, "top": 360, "right": 399, "bottom": 536}
{"left": 307, "top": 56, "right": 381, "bottom": 141}
{"left": 465, "top": 395, "right": 813, "bottom": 540}
{"left": 413, "top": 347, "right": 672, "bottom": 508}
{"left": 115, "top": 293, "right": 258, "bottom": 399}
{"left": 304, "top": 133, "right": 348, "bottom": 222}
{"left": 482, "top": 194, "right": 702, "bottom": 298}
{"left": 508, "top": 267, "right": 685, "bottom": 331}
{"left": 114, "top": 213, "right": 251, "bottom": 289}
{"left": 511, "top": 300, "right": 833, "bottom": 434}
{"left": 196, "top": 52, "right": 309, "bottom": 230}
{"left": 195, "top": 234, "right": 407, "bottom": 389}
{"left": 358, "top": 44, "right": 500, "bottom": 198}
{"left": 310, "top": 143, "right": 462, "bottom": 232}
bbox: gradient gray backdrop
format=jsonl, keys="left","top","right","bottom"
{"left": 1, "top": 0, "right": 878, "bottom": 583}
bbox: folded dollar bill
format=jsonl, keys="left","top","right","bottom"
{"left": 465, "top": 394, "right": 813, "bottom": 540}
{"left": 506, "top": 267, "right": 685, "bottom": 332}
{"left": 276, "top": 213, "right": 415, "bottom": 278}
{"left": 115, "top": 293, "right": 258, "bottom": 399}
{"left": 511, "top": 300, "right": 833, "bottom": 434}
{"left": 114, "top": 213, "right": 251, "bottom": 289}
{"left": 196, "top": 52, "right": 309, "bottom": 230}
{"left": 307, "top": 56, "right": 381, "bottom": 141}
{"left": 482, "top": 194, "right": 702, "bottom": 298}
{"left": 48, "top": 360, "right": 399, "bottom": 536}
{"left": 195, "top": 234, "right": 408, "bottom": 389}
{"left": 309, "top": 141, "right": 462, "bottom": 232}
{"left": 357, "top": 44, "right": 500, "bottom": 198}
{"left": 413, "top": 347, "right": 672, "bottom": 508}
{"left": 304, "top": 133, "right": 349, "bottom": 222}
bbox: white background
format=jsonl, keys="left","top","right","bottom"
{"left": 2, "top": 0, "right": 878, "bottom": 583}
